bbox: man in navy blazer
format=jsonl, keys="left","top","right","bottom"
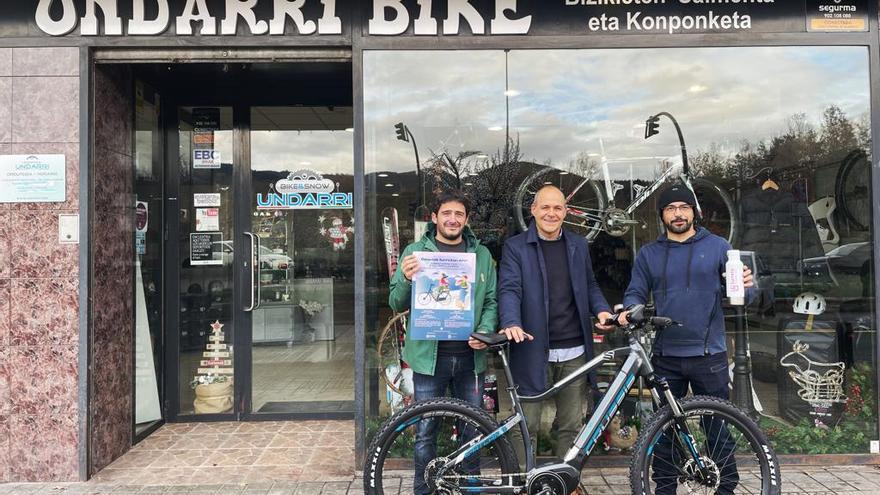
{"left": 498, "top": 185, "right": 614, "bottom": 466}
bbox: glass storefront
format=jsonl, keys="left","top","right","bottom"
{"left": 364, "top": 47, "right": 876, "bottom": 455}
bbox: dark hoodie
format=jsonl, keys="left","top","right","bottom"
{"left": 623, "top": 227, "right": 749, "bottom": 357}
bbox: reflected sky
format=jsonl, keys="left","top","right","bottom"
{"left": 364, "top": 47, "right": 869, "bottom": 179}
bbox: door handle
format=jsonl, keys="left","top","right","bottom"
{"left": 244, "top": 232, "right": 257, "bottom": 312}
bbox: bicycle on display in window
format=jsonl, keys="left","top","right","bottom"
{"left": 364, "top": 304, "right": 781, "bottom": 495}
{"left": 514, "top": 113, "right": 738, "bottom": 244}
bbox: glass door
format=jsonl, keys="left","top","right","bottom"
{"left": 174, "top": 106, "right": 238, "bottom": 417}
{"left": 245, "top": 106, "right": 355, "bottom": 417}
{"left": 169, "top": 104, "right": 354, "bottom": 419}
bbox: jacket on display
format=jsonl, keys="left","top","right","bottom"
{"left": 739, "top": 188, "right": 824, "bottom": 272}
{"left": 498, "top": 223, "right": 611, "bottom": 396}
{"left": 388, "top": 224, "right": 498, "bottom": 376}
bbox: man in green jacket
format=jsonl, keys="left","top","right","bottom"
{"left": 388, "top": 189, "right": 498, "bottom": 495}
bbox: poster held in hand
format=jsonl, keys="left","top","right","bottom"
{"left": 410, "top": 251, "right": 476, "bottom": 340}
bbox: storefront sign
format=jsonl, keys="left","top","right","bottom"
{"left": 196, "top": 207, "right": 220, "bottom": 231}
{"left": 136, "top": 200, "right": 148, "bottom": 255}
{"left": 193, "top": 193, "right": 222, "bottom": 207}
{"left": 807, "top": 0, "right": 868, "bottom": 32}
{"left": 193, "top": 149, "right": 221, "bottom": 169}
{"left": 257, "top": 169, "right": 353, "bottom": 209}
{"left": 0, "top": 154, "right": 66, "bottom": 203}
{"left": 2, "top": 1, "right": 861, "bottom": 38}
{"left": 190, "top": 232, "right": 223, "bottom": 265}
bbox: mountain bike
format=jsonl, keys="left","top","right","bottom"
{"left": 364, "top": 304, "right": 780, "bottom": 495}
{"left": 514, "top": 142, "right": 737, "bottom": 245}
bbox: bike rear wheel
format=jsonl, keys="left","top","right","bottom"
{"left": 377, "top": 311, "right": 411, "bottom": 400}
{"left": 690, "top": 178, "right": 738, "bottom": 245}
{"left": 515, "top": 166, "right": 606, "bottom": 241}
{"left": 630, "top": 395, "right": 781, "bottom": 495}
{"left": 365, "top": 398, "right": 520, "bottom": 495}
{"left": 834, "top": 149, "right": 871, "bottom": 232}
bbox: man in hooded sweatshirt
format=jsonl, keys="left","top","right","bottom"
{"left": 621, "top": 182, "right": 753, "bottom": 495}
{"left": 389, "top": 189, "right": 497, "bottom": 495}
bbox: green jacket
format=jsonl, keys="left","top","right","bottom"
{"left": 388, "top": 224, "right": 498, "bottom": 376}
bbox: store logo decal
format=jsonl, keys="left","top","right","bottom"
{"left": 257, "top": 169, "right": 352, "bottom": 210}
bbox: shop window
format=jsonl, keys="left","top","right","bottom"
{"left": 364, "top": 46, "right": 875, "bottom": 456}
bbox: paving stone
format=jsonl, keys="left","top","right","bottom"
{"left": 292, "top": 484, "right": 322, "bottom": 495}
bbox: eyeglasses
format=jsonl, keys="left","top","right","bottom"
{"left": 663, "top": 204, "right": 693, "bottom": 214}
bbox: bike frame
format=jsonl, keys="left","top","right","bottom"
{"left": 438, "top": 329, "right": 702, "bottom": 493}
{"left": 566, "top": 164, "right": 703, "bottom": 229}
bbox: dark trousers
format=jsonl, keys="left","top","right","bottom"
{"left": 412, "top": 354, "right": 484, "bottom": 495}
{"left": 651, "top": 352, "right": 739, "bottom": 495}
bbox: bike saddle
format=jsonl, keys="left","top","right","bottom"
{"left": 470, "top": 332, "right": 509, "bottom": 348}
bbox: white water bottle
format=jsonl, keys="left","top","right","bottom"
{"left": 725, "top": 249, "right": 745, "bottom": 306}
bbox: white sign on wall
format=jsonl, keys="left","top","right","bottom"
{"left": 0, "top": 154, "right": 66, "bottom": 203}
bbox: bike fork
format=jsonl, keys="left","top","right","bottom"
{"left": 655, "top": 378, "right": 713, "bottom": 479}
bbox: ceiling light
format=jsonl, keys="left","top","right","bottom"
{"left": 345, "top": 127, "right": 354, "bottom": 132}
{"left": 377, "top": 173, "right": 389, "bottom": 177}
{"left": 559, "top": 171, "right": 569, "bottom": 175}
{"left": 464, "top": 182, "right": 473, "bottom": 186}
{"left": 392, "top": 193, "right": 400, "bottom": 197}
{"left": 384, "top": 183, "right": 394, "bottom": 187}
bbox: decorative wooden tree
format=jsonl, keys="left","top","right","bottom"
{"left": 192, "top": 320, "right": 234, "bottom": 414}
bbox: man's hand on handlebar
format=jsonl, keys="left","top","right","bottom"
{"left": 594, "top": 311, "right": 616, "bottom": 332}
{"left": 499, "top": 326, "right": 533, "bottom": 343}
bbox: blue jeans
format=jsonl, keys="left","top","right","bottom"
{"left": 651, "top": 352, "right": 739, "bottom": 495}
{"left": 412, "top": 354, "right": 484, "bottom": 495}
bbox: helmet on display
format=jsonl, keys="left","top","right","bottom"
{"left": 793, "top": 292, "right": 826, "bottom": 315}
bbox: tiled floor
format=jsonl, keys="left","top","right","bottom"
{"left": 91, "top": 421, "right": 355, "bottom": 485}
{"left": 3, "top": 465, "right": 880, "bottom": 494}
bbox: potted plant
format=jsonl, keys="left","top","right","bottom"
{"left": 298, "top": 299, "right": 327, "bottom": 342}
{"left": 191, "top": 374, "right": 233, "bottom": 414}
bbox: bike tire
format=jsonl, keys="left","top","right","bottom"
{"left": 514, "top": 166, "right": 606, "bottom": 241}
{"left": 377, "top": 311, "right": 410, "bottom": 398}
{"left": 834, "top": 149, "right": 871, "bottom": 232}
{"left": 365, "top": 398, "right": 520, "bottom": 495}
{"left": 630, "top": 395, "right": 781, "bottom": 495}
{"left": 691, "top": 177, "right": 739, "bottom": 245}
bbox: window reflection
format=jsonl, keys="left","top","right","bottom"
{"left": 365, "top": 47, "right": 875, "bottom": 455}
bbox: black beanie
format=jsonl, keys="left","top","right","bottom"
{"left": 657, "top": 183, "right": 697, "bottom": 215}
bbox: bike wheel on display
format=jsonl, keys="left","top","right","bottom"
{"left": 514, "top": 166, "right": 606, "bottom": 241}
{"left": 365, "top": 398, "right": 520, "bottom": 495}
{"left": 630, "top": 395, "right": 781, "bottom": 495}
{"left": 377, "top": 311, "right": 411, "bottom": 399}
{"left": 835, "top": 149, "right": 871, "bottom": 232}
{"left": 691, "top": 178, "right": 738, "bottom": 245}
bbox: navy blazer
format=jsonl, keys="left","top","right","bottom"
{"left": 498, "top": 222, "right": 611, "bottom": 396}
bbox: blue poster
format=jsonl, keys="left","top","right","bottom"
{"left": 410, "top": 251, "right": 476, "bottom": 340}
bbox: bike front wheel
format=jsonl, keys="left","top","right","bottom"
{"left": 365, "top": 398, "right": 520, "bottom": 495}
{"left": 514, "top": 166, "right": 606, "bottom": 241}
{"left": 630, "top": 395, "right": 781, "bottom": 495}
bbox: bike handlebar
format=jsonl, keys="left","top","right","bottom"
{"left": 603, "top": 304, "right": 680, "bottom": 330}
